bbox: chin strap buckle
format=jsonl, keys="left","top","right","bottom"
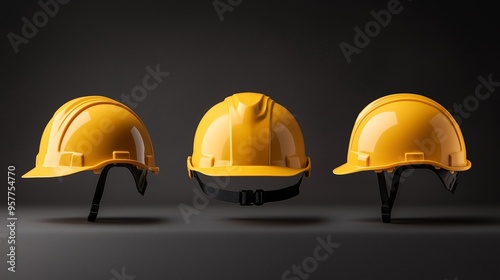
{"left": 192, "top": 172, "right": 303, "bottom": 205}
{"left": 239, "top": 189, "right": 264, "bottom": 206}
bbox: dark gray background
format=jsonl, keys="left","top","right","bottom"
{"left": 1, "top": 1, "right": 499, "bottom": 279}
{"left": 1, "top": 0, "right": 499, "bottom": 206}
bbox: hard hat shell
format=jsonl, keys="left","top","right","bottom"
{"left": 23, "top": 96, "right": 159, "bottom": 178}
{"left": 187, "top": 92, "right": 311, "bottom": 177}
{"left": 333, "top": 93, "right": 471, "bottom": 175}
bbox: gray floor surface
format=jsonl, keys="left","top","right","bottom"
{"left": 1, "top": 205, "right": 499, "bottom": 280}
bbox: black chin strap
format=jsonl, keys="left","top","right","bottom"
{"left": 192, "top": 172, "right": 303, "bottom": 206}
{"left": 377, "top": 165, "right": 459, "bottom": 223}
{"left": 87, "top": 163, "right": 148, "bottom": 222}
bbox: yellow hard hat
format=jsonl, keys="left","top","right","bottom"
{"left": 23, "top": 96, "right": 159, "bottom": 221}
{"left": 187, "top": 92, "right": 311, "bottom": 205}
{"left": 333, "top": 93, "right": 471, "bottom": 222}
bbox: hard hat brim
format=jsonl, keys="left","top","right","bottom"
{"left": 333, "top": 160, "right": 472, "bottom": 175}
{"left": 188, "top": 157, "right": 311, "bottom": 177}
{"left": 332, "top": 163, "right": 364, "bottom": 175}
{"left": 191, "top": 166, "right": 308, "bottom": 177}
{"left": 22, "top": 165, "right": 88, "bottom": 178}
{"left": 23, "top": 160, "right": 160, "bottom": 178}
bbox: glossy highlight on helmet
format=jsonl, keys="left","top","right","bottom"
{"left": 187, "top": 92, "right": 311, "bottom": 206}
{"left": 23, "top": 95, "right": 159, "bottom": 178}
{"left": 333, "top": 93, "right": 472, "bottom": 223}
{"left": 188, "top": 92, "right": 311, "bottom": 177}
{"left": 333, "top": 93, "right": 471, "bottom": 174}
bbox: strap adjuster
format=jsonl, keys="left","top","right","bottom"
{"left": 87, "top": 204, "right": 100, "bottom": 222}
{"left": 193, "top": 172, "right": 303, "bottom": 205}
{"left": 239, "top": 189, "right": 264, "bottom": 206}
